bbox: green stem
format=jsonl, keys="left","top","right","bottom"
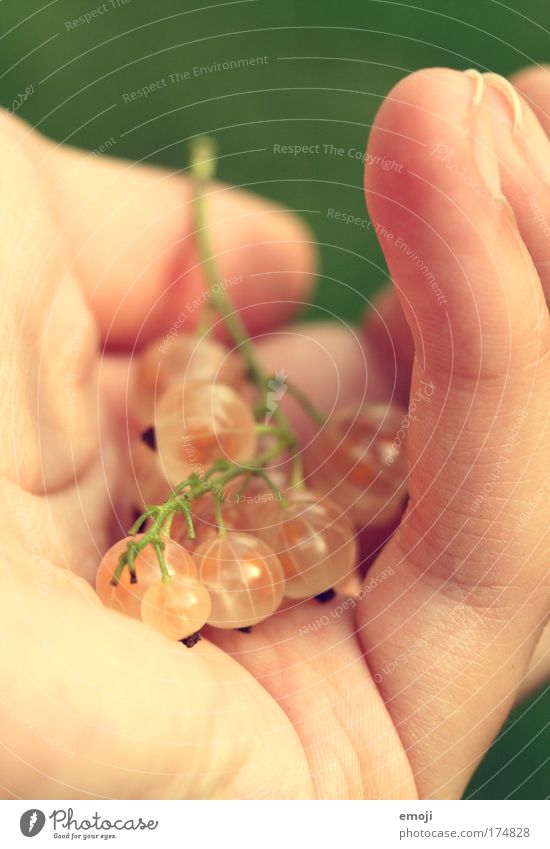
{"left": 129, "top": 506, "right": 158, "bottom": 536}
{"left": 214, "top": 493, "right": 226, "bottom": 536}
{"left": 251, "top": 470, "right": 288, "bottom": 508}
{"left": 235, "top": 472, "right": 252, "bottom": 498}
{"left": 160, "top": 511, "right": 175, "bottom": 538}
{"left": 190, "top": 140, "right": 263, "bottom": 380}
{"left": 214, "top": 435, "right": 294, "bottom": 490}
{"left": 254, "top": 423, "right": 292, "bottom": 438}
{"left": 289, "top": 450, "right": 305, "bottom": 489}
{"left": 176, "top": 498, "right": 196, "bottom": 539}
{"left": 152, "top": 540, "right": 171, "bottom": 583}
{"left": 190, "top": 137, "right": 287, "bottom": 429}
{"left": 286, "top": 382, "right": 326, "bottom": 426}
{"left": 112, "top": 431, "right": 294, "bottom": 586}
{"left": 113, "top": 138, "right": 323, "bottom": 589}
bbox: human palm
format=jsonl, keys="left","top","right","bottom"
{"left": 2, "top": 66, "right": 549, "bottom": 800}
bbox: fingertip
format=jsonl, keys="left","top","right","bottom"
{"left": 47, "top": 142, "right": 317, "bottom": 349}
{"left": 363, "top": 65, "right": 547, "bottom": 375}
{"left": 365, "top": 67, "right": 477, "bottom": 205}
{"left": 254, "top": 321, "right": 368, "bottom": 439}
{"left": 366, "top": 67, "right": 472, "bottom": 155}
{"left": 204, "top": 184, "right": 318, "bottom": 335}
{"left": 510, "top": 63, "right": 550, "bottom": 92}
{"left": 510, "top": 65, "right": 550, "bottom": 134}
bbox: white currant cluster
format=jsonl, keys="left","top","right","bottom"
{"left": 95, "top": 139, "right": 408, "bottom": 646}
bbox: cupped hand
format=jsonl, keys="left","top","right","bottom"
{"left": 1, "top": 65, "right": 549, "bottom": 801}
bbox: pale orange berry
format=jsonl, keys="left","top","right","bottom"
{"left": 257, "top": 490, "right": 358, "bottom": 598}
{"left": 304, "top": 403, "right": 408, "bottom": 526}
{"left": 130, "top": 334, "right": 246, "bottom": 425}
{"left": 95, "top": 536, "right": 197, "bottom": 619}
{"left": 194, "top": 532, "right": 285, "bottom": 629}
{"left": 155, "top": 381, "right": 257, "bottom": 487}
{"left": 141, "top": 575, "right": 211, "bottom": 640}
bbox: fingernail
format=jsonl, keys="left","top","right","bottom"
{"left": 482, "top": 72, "right": 523, "bottom": 135}
{"left": 464, "top": 72, "right": 504, "bottom": 201}
{"left": 464, "top": 69, "right": 484, "bottom": 110}
{"left": 462, "top": 70, "right": 521, "bottom": 221}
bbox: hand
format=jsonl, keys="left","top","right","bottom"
{"left": 1, "top": 65, "right": 548, "bottom": 800}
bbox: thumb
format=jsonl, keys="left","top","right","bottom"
{"left": 356, "top": 68, "right": 550, "bottom": 798}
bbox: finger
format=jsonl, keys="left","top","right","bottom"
{"left": 254, "top": 307, "right": 412, "bottom": 443}
{"left": 517, "top": 623, "right": 550, "bottom": 703}
{"left": 254, "top": 321, "right": 369, "bottom": 440}
{"left": 480, "top": 69, "right": 550, "bottom": 305}
{"left": 20, "top": 116, "right": 316, "bottom": 348}
{"left": 357, "top": 68, "right": 550, "bottom": 798}
{"left": 511, "top": 65, "right": 550, "bottom": 135}
{"left": 0, "top": 531, "right": 312, "bottom": 799}
{"left": 0, "top": 114, "right": 99, "bottom": 492}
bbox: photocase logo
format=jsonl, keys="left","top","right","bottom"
{"left": 18, "top": 806, "right": 159, "bottom": 838}
{"left": 264, "top": 369, "right": 288, "bottom": 423}
{"left": 20, "top": 809, "right": 46, "bottom": 837}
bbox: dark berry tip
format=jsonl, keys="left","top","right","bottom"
{"left": 237, "top": 626, "right": 252, "bottom": 633}
{"left": 130, "top": 573, "right": 138, "bottom": 584}
{"left": 140, "top": 426, "right": 157, "bottom": 451}
{"left": 180, "top": 631, "right": 202, "bottom": 648}
{"left": 314, "top": 588, "right": 336, "bottom": 604}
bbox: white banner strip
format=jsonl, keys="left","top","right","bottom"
{"left": 2, "top": 799, "right": 549, "bottom": 848}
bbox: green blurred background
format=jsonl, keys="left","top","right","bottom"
{"left": 2, "top": 0, "right": 548, "bottom": 798}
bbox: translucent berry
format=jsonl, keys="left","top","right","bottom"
{"left": 130, "top": 334, "right": 246, "bottom": 425}
{"left": 240, "top": 476, "right": 288, "bottom": 533}
{"left": 257, "top": 490, "right": 358, "bottom": 598}
{"left": 95, "top": 536, "right": 197, "bottom": 619}
{"left": 155, "top": 381, "right": 257, "bottom": 486}
{"left": 194, "top": 532, "right": 285, "bottom": 629}
{"left": 304, "top": 403, "right": 408, "bottom": 526}
{"left": 174, "top": 478, "right": 285, "bottom": 552}
{"left": 141, "top": 575, "right": 211, "bottom": 640}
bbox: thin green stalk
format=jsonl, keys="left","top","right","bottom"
{"left": 254, "top": 423, "right": 292, "bottom": 438}
{"left": 190, "top": 137, "right": 286, "bottom": 428}
{"left": 286, "top": 381, "right": 326, "bottom": 426}
{"left": 214, "top": 493, "right": 226, "bottom": 536}
{"left": 191, "top": 140, "right": 262, "bottom": 378}
{"left": 129, "top": 506, "right": 158, "bottom": 536}
{"left": 289, "top": 451, "right": 305, "bottom": 490}
{"left": 113, "top": 137, "right": 326, "bottom": 587}
{"left": 113, "top": 431, "right": 294, "bottom": 586}
{"left": 251, "top": 470, "right": 288, "bottom": 508}
{"left": 160, "top": 511, "right": 175, "bottom": 538}
{"left": 152, "top": 540, "right": 171, "bottom": 583}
